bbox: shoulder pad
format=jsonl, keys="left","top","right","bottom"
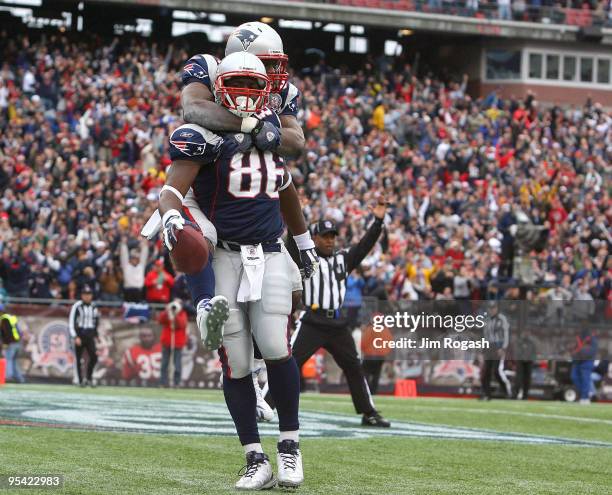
{"left": 181, "top": 54, "right": 219, "bottom": 88}
{"left": 169, "top": 124, "right": 223, "bottom": 160}
{"left": 279, "top": 83, "right": 300, "bottom": 116}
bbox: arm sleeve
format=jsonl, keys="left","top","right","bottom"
{"left": 139, "top": 243, "right": 149, "bottom": 269}
{"left": 120, "top": 242, "right": 129, "bottom": 270}
{"left": 95, "top": 250, "right": 110, "bottom": 268}
{"left": 68, "top": 303, "right": 78, "bottom": 338}
{"left": 46, "top": 255, "right": 60, "bottom": 272}
{"left": 158, "top": 311, "right": 169, "bottom": 325}
{"left": 177, "top": 311, "right": 188, "bottom": 330}
{"left": 93, "top": 307, "right": 100, "bottom": 335}
{"left": 122, "top": 349, "right": 135, "bottom": 380}
{"left": 345, "top": 218, "right": 384, "bottom": 273}
{"left": 418, "top": 196, "right": 429, "bottom": 227}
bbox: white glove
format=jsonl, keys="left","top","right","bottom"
{"left": 162, "top": 209, "right": 185, "bottom": 251}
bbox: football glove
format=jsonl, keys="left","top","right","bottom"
{"left": 251, "top": 120, "right": 281, "bottom": 152}
{"left": 162, "top": 210, "right": 185, "bottom": 251}
{"left": 229, "top": 133, "right": 254, "bottom": 153}
{"left": 299, "top": 247, "right": 320, "bottom": 280}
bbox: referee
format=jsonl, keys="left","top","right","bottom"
{"left": 480, "top": 302, "right": 512, "bottom": 400}
{"left": 292, "top": 197, "right": 390, "bottom": 427}
{"left": 68, "top": 285, "right": 100, "bottom": 387}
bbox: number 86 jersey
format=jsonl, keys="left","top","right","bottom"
{"left": 168, "top": 119, "right": 286, "bottom": 245}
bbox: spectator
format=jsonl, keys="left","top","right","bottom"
{"left": 0, "top": 309, "right": 25, "bottom": 383}
{"left": 120, "top": 237, "right": 149, "bottom": 303}
{"left": 158, "top": 299, "right": 188, "bottom": 388}
{"left": 498, "top": 0, "right": 513, "bottom": 20}
{"left": 0, "top": 255, "right": 30, "bottom": 298}
{"left": 145, "top": 259, "right": 175, "bottom": 304}
{"left": 0, "top": 31, "right": 608, "bottom": 313}
{"left": 344, "top": 273, "right": 366, "bottom": 329}
{"left": 571, "top": 329, "right": 598, "bottom": 404}
{"left": 99, "top": 260, "right": 123, "bottom": 302}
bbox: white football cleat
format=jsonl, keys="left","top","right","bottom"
{"left": 235, "top": 451, "right": 276, "bottom": 491}
{"left": 277, "top": 440, "right": 303, "bottom": 488}
{"left": 196, "top": 296, "right": 230, "bottom": 350}
{"left": 253, "top": 372, "right": 275, "bottom": 422}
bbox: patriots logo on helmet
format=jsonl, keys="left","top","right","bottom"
{"left": 234, "top": 29, "right": 258, "bottom": 50}
{"left": 269, "top": 93, "right": 282, "bottom": 111}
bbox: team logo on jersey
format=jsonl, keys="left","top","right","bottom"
{"left": 235, "top": 134, "right": 245, "bottom": 143}
{"left": 269, "top": 93, "right": 282, "bottom": 112}
{"left": 183, "top": 62, "right": 206, "bottom": 79}
{"left": 234, "top": 29, "right": 259, "bottom": 50}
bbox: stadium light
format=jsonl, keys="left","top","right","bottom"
{"left": 260, "top": 17, "right": 273, "bottom": 24}
{"left": 399, "top": 29, "right": 413, "bottom": 37}
{"left": 0, "top": 0, "right": 41, "bottom": 6}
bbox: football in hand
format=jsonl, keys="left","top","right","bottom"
{"left": 170, "top": 224, "right": 209, "bottom": 275}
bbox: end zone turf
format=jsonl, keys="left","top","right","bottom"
{"left": 1, "top": 385, "right": 611, "bottom": 494}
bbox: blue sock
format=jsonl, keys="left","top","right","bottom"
{"left": 223, "top": 374, "right": 260, "bottom": 446}
{"left": 266, "top": 357, "right": 300, "bottom": 432}
{"left": 186, "top": 256, "right": 215, "bottom": 307}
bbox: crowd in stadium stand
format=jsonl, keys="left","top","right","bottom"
{"left": 329, "top": 0, "right": 612, "bottom": 26}
{"left": 0, "top": 32, "right": 610, "bottom": 309}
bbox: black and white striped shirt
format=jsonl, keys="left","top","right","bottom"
{"left": 68, "top": 301, "right": 100, "bottom": 338}
{"left": 304, "top": 252, "right": 347, "bottom": 310}
{"left": 302, "top": 218, "right": 384, "bottom": 311}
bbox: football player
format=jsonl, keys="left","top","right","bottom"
{"left": 142, "top": 21, "right": 315, "bottom": 422}
{"left": 159, "top": 52, "right": 304, "bottom": 490}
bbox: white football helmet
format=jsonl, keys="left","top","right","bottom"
{"left": 213, "top": 51, "right": 270, "bottom": 118}
{"left": 225, "top": 22, "right": 289, "bottom": 93}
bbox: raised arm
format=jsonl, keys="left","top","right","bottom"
{"left": 345, "top": 197, "right": 387, "bottom": 273}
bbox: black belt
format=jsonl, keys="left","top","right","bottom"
{"left": 217, "top": 239, "right": 282, "bottom": 253}
{"left": 309, "top": 307, "right": 339, "bottom": 319}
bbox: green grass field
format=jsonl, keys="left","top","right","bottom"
{"left": 1, "top": 384, "right": 611, "bottom": 494}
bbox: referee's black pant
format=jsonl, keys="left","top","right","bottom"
{"left": 292, "top": 311, "right": 375, "bottom": 415}
{"left": 75, "top": 333, "right": 98, "bottom": 383}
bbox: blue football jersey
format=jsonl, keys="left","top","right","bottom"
{"left": 181, "top": 53, "right": 300, "bottom": 118}
{"left": 169, "top": 122, "right": 285, "bottom": 245}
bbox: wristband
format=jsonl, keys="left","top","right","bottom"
{"left": 278, "top": 170, "right": 293, "bottom": 192}
{"left": 160, "top": 185, "right": 184, "bottom": 203}
{"left": 162, "top": 209, "right": 182, "bottom": 227}
{"left": 293, "top": 231, "right": 315, "bottom": 250}
{"left": 241, "top": 117, "right": 259, "bottom": 133}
